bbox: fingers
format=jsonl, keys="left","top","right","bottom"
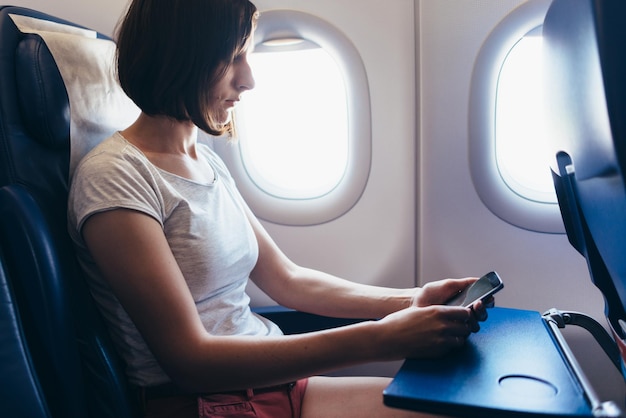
{"left": 444, "top": 325, "right": 471, "bottom": 352}
{"left": 444, "top": 277, "right": 478, "bottom": 297}
{"left": 386, "top": 305, "right": 487, "bottom": 359}
{"left": 482, "top": 296, "right": 495, "bottom": 309}
{"left": 431, "top": 301, "right": 494, "bottom": 353}
{"left": 442, "top": 306, "right": 475, "bottom": 338}
{"left": 454, "top": 335, "right": 467, "bottom": 347}
{"left": 469, "top": 299, "right": 492, "bottom": 321}
{"left": 444, "top": 304, "right": 485, "bottom": 335}
{"left": 448, "top": 314, "right": 478, "bottom": 349}
{"left": 467, "top": 315, "right": 481, "bottom": 333}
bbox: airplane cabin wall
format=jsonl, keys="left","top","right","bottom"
{"left": 12, "top": 0, "right": 128, "bottom": 35}
{"left": 9, "top": 0, "right": 625, "bottom": 406}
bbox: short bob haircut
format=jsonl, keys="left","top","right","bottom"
{"left": 115, "top": 0, "right": 258, "bottom": 136}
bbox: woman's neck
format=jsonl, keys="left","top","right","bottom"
{"left": 121, "top": 113, "right": 199, "bottom": 157}
{"left": 120, "top": 113, "right": 216, "bottom": 183}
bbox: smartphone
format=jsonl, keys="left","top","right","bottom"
{"left": 445, "top": 271, "right": 503, "bottom": 307}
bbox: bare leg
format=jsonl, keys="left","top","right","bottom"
{"left": 301, "top": 376, "right": 450, "bottom": 418}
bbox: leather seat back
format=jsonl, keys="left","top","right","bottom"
{"left": 0, "top": 6, "right": 140, "bottom": 417}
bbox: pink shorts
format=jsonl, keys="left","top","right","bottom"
{"left": 143, "top": 379, "right": 308, "bottom": 418}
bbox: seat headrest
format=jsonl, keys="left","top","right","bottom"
{"left": 15, "top": 34, "right": 70, "bottom": 150}
{"left": 9, "top": 12, "right": 140, "bottom": 175}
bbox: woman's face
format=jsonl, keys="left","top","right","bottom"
{"left": 210, "top": 42, "right": 255, "bottom": 125}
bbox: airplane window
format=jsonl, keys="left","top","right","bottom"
{"left": 212, "top": 10, "right": 371, "bottom": 226}
{"left": 469, "top": 0, "right": 563, "bottom": 233}
{"left": 495, "top": 27, "right": 556, "bottom": 204}
{"left": 236, "top": 41, "right": 348, "bottom": 199}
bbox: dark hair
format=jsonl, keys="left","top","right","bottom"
{"left": 115, "top": 0, "right": 258, "bottom": 136}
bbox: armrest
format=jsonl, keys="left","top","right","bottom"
{"left": 252, "top": 306, "right": 366, "bottom": 335}
{"left": 543, "top": 308, "right": 622, "bottom": 373}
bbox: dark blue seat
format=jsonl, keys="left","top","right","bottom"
{"left": 0, "top": 238, "right": 51, "bottom": 418}
{"left": 0, "top": 6, "right": 141, "bottom": 417}
{"left": 544, "top": 0, "right": 626, "bottom": 379}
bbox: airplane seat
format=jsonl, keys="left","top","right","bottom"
{"left": 0, "top": 5, "right": 142, "bottom": 418}
{"left": 0, "top": 6, "right": 362, "bottom": 418}
{"left": 0, "top": 241, "right": 52, "bottom": 418}
{"left": 544, "top": 0, "right": 626, "bottom": 380}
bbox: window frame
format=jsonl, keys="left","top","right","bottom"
{"left": 468, "top": 0, "right": 564, "bottom": 233}
{"left": 213, "top": 9, "right": 371, "bottom": 226}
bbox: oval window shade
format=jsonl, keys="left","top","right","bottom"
{"left": 214, "top": 10, "right": 371, "bottom": 226}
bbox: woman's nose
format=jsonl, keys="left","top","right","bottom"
{"left": 237, "top": 58, "right": 255, "bottom": 92}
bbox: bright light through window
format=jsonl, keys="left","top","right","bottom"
{"left": 496, "top": 30, "right": 556, "bottom": 203}
{"left": 235, "top": 45, "right": 349, "bottom": 199}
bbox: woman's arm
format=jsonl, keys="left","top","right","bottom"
{"left": 82, "top": 208, "right": 475, "bottom": 393}
{"left": 246, "top": 204, "right": 480, "bottom": 320}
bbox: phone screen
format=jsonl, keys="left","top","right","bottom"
{"left": 445, "top": 271, "right": 503, "bottom": 307}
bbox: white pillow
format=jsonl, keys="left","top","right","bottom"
{"left": 10, "top": 13, "right": 140, "bottom": 177}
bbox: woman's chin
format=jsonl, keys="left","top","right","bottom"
{"left": 219, "top": 109, "right": 233, "bottom": 126}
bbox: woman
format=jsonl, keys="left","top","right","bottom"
{"left": 68, "top": 0, "right": 489, "bottom": 416}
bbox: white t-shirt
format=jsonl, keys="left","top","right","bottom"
{"left": 68, "top": 132, "right": 282, "bottom": 387}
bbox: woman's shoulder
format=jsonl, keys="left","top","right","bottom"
{"left": 68, "top": 132, "right": 167, "bottom": 226}
{"left": 75, "top": 132, "right": 151, "bottom": 176}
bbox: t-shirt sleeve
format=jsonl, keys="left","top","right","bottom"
{"left": 69, "top": 147, "right": 165, "bottom": 235}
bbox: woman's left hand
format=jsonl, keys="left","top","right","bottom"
{"left": 411, "top": 277, "right": 492, "bottom": 332}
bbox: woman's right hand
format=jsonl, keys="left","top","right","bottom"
{"left": 372, "top": 305, "right": 473, "bottom": 360}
